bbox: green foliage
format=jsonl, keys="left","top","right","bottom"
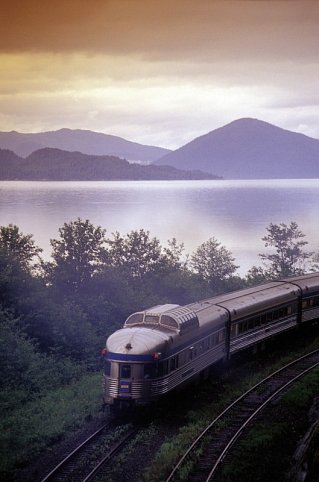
{"left": 190, "top": 237, "right": 239, "bottom": 290}
{"left": 0, "top": 373, "right": 102, "bottom": 480}
{"left": 0, "top": 224, "right": 42, "bottom": 273}
{"left": 0, "top": 308, "right": 81, "bottom": 410}
{"left": 259, "top": 221, "right": 312, "bottom": 278}
{"left": 105, "top": 229, "right": 172, "bottom": 280}
{"left": 48, "top": 218, "right": 107, "bottom": 294}
{"left": 245, "top": 265, "right": 273, "bottom": 286}
{"left": 221, "top": 423, "right": 292, "bottom": 482}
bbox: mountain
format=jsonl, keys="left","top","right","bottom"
{"left": 0, "top": 128, "right": 171, "bottom": 162}
{"left": 0, "top": 147, "right": 219, "bottom": 181}
{"left": 155, "top": 118, "right": 319, "bottom": 179}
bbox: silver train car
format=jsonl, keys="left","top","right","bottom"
{"left": 102, "top": 273, "right": 319, "bottom": 408}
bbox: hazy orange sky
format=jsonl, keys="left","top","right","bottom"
{"left": 1, "top": 0, "right": 318, "bottom": 148}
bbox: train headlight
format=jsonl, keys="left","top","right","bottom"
{"left": 152, "top": 352, "right": 162, "bottom": 360}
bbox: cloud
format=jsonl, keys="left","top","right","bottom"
{"left": 1, "top": 1, "right": 319, "bottom": 146}
{"left": 1, "top": 1, "right": 318, "bottom": 63}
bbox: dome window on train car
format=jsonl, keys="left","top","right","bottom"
{"left": 160, "top": 315, "right": 179, "bottom": 330}
{"left": 179, "top": 315, "right": 199, "bottom": 334}
{"left": 124, "top": 313, "right": 144, "bottom": 326}
{"left": 144, "top": 315, "right": 159, "bottom": 324}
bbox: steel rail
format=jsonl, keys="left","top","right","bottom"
{"left": 165, "top": 348, "right": 319, "bottom": 482}
{"left": 82, "top": 428, "right": 138, "bottom": 482}
{"left": 206, "top": 357, "right": 319, "bottom": 481}
{"left": 39, "top": 423, "right": 108, "bottom": 482}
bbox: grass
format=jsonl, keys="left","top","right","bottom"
{"left": 0, "top": 372, "right": 103, "bottom": 481}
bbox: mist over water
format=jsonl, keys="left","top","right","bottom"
{"left": 1, "top": 179, "right": 319, "bottom": 276}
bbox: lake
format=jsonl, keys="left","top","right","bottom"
{"left": 1, "top": 179, "right": 319, "bottom": 275}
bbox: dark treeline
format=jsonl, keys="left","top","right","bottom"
{"left": 0, "top": 147, "right": 219, "bottom": 180}
{"left": 0, "top": 219, "right": 317, "bottom": 412}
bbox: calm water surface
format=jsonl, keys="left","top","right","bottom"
{"left": 1, "top": 179, "right": 319, "bottom": 275}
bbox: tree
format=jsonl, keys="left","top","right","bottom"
{"left": 311, "top": 252, "right": 319, "bottom": 272}
{"left": 48, "top": 218, "right": 107, "bottom": 293}
{"left": 106, "top": 229, "right": 170, "bottom": 279}
{"left": 190, "top": 237, "right": 238, "bottom": 289}
{"left": 245, "top": 265, "right": 273, "bottom": 286}
{"left": 163, "top": 238, "right": 188, "bottom": 271}
{"left": 0, "top": 224, "right": 42, "bottom": 272}
{"left": 259, "top": 221, "right": 312, "bottom": 278}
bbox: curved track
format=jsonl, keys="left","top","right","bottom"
{"left": 39, "top": 421, "right": 138, "bottom": 482}
{"left": 166, "top": 348, "right": 319, "bottom": 482}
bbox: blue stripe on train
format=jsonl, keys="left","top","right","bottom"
{"left": 106, "top": 352, "right": 154, "bottom": 362}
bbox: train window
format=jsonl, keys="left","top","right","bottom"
{"left": 125, "top": 314, "right": 143, "bottom": 325}
{"left": 248, "top": 318, "right": 255, "bottom": 330}
{"left": 158, "top": 360, "right": 168, "bottom": 377}
{"left": 144, "top": 364, "right": 155, "bottom": 379}
{"left": 179, "top": 351, "right": 188, "bottom": 365}
{"left": 144, "top": 315, "right": 159, "bottom": 324}
{"left": 278, "top": 308, "right": 286, "bottom": 318}
{"left": 160, "top": 315, "right": 179, "bottom": 330}
{"left": 104, "top": 360, "right": 111, "bottom": 376}
{"left": 170, "top": 357, "right": 176, "bottom": 371}
{"left": 239, "top": 321, "right": 248, "bottom": 334}
{"left": 120, "top": 364, "right": 131, "bottom": 379}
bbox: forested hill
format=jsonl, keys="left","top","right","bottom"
{"left": 0, "top": 147, "right": 220, "bottom": 181}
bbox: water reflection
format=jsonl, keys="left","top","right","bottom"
{"left": 1, "top": 180, "right": 319, "bottom": 275}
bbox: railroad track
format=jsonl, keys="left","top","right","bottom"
{"left": 39, "top": 421, "right": 138, "bottom": 482}
{"left": 166, "top": 348, "right": 319, "bottom": 482}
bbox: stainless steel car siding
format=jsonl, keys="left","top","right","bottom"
{"left": 103, "top": 343, "right": 225, "bottom": 402}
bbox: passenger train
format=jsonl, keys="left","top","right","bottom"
{"left": 102, "top": 273, "right": 319, "bottom": 409}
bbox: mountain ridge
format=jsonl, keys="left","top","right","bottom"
{"left": 155, "top": 118, "right": 319, "bottom": 179}
{"left": 0, "top": 128, "right": 171, "bottom": 162}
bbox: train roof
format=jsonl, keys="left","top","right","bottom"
{"left": 124, "top": 303, "right": 200, "bottom": 335}
{"left": 107, "top": 326, "right": 171, "bottom": 355}
{"left": 194, "top": 281, "right": 299, "bottom": 319}
{"left": 283, "top": 272, "right": 319, "bottom": 294}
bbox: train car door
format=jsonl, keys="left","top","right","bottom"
{"left": 118, "top": 363, "right": 131, "bottom": 395}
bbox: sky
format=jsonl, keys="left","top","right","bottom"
{"left": 0, "top": 0, "right": 319, "bottom": 149}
